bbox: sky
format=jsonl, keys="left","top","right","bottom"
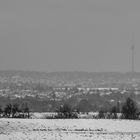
{"left": 0, "top": 0, "right": 140, "bottom": 72}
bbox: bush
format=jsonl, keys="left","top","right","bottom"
{"left": 110, "top": 106, "right": 118, "bottom": 119}
{"left": 98, "top": 108, "right": 107, "bottom": 119}
{"left": 56, "top": 103, "right": 78, "bottom": 118}
{"left": 3, "top": 103, "right": 30, "bottom": 118}
{"left": 121, "top": 97, "right": 138, "bottom": 120}
{"left": 12, "top": 104, "right": 20, "bottom": 118}
{"left": 4, "top": 104, "right": 12, "bottom": 117}
{"left": 0, "top": 106, "right": 3, "bottom": 117}
{"left": 20, "top": 103, "right": 30, "bottom": 118}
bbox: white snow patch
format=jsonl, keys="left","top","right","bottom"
{"left": 0, "top": 119, "right": 140, "bottom": 140}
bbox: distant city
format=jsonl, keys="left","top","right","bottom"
{"left": 0, "top": 70, "right": 139, "bottom": 112}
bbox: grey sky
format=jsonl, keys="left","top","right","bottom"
{"left": 0, "top": 0, "right": 140, "bottom": 72}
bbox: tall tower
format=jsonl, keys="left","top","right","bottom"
{"left": 131, "top": 44, "right": 135, "bottom": 73}
{"left": 131, "top": 32, "right": 135, "bottom": 73}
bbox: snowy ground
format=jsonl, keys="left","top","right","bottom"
{"left": 0, "top": 119, "right": 140, "bottom": 140}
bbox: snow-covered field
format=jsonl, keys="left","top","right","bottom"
{"left": 0, "top": 119, "right": 140, "bottom": 140}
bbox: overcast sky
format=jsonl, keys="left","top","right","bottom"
{"left": 0, "top": 0, "right": 140, "bottom": 72}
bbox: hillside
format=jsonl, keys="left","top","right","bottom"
{"left": 0, "top": 70, "right": 140, "bottom": 88}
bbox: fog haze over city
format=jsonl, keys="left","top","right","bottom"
{"left": 0, "top": 0, "right": 140, "bottom": 72}
{"left": 1, "top": 2, "right": 140, "bottom": 139}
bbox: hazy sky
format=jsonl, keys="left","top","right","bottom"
{"left": 0, "top": 0, "right": 140, "bottom": 72}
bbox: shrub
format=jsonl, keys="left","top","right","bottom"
{"left": 3, "top": 103, "right": 30, "bottom": 118}
{"left": 4, "top": 104, "right": 12, "bottom": 117}
{"left": 110, "top": 106, "right": 118, "bottom": 119}
{"left": 121, "top": 97, "right": 138, "bottom": 120}
{"left": 21, "top": 103, "right": 30, "bottom": 118}
{"left": 56, "top": 103, "right": 78, "bottom": 118}
{"left": 98, "top": 108, "right": 107, "bottom": 119}
{"left": 12, "top": 104, "right": 20, "bottom": 118}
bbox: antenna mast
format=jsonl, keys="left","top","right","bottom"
{"left": 131, "top": 45, "right": 135, "bottom": 73}
{"left": 131, "top": 33, "right": 135, "bottom": 73}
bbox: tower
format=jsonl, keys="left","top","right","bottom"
{"left": 131, "top": 44, "right": 135, "bottom": 73}
{"left": 131, "top": 32, "right": 135, "bottom": 73}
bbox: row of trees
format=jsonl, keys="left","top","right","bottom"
{"left": 0, "top": 97, "right": 138, "bottom": 120}
{"left": 56, "top": 104, "right": 78, "bottom": 118}
{"left": 0, "top": 103, "right": 30, "bottom": 118}
{"left": 98, "top": 97, "right": 139, "bottom": 120}
{"left": 56, "top": 97, "right": 140, "bottom": 120}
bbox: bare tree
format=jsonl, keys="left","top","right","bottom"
{"left": 12, "top": 104, "right": 19, "bottom": 118}
{"left": 21, "top": 103, "right": 30, "bottom": 118}
{"left": 4, "top": 104, "right": 12, "bottom": 117}
{"left": 0, "top": 106, "right": 3, "bottom": 117}
{"left": 121, "top": 97, "right": 138, "bottom": 120}
{"left": 110, "top": 106, "right": 118, "bottom": 119}
{"left": 56, "top": 103, "right": 78, "bottom": 118}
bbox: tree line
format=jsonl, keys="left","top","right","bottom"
{"left": 94, "top": 97, "right": 139, "bottom": 120}
{"left": 56, "top": 97, "right": 140, "bottom": 120}
{"left": 0, "top": 97, "right": 139, "bottom": 120}
{"left": 0, "top": 103, "right": 30, "bottom": 118}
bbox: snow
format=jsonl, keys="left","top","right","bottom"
{"left": 0, "top": 119, "right": 140, "bottom": 140}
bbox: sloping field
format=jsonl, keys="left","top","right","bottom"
{"left": 0, "top": 119, "right": 140, "bottom": 140}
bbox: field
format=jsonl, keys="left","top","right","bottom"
{"left": 0, "top": 119, "right": 140, "bottom": 140}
